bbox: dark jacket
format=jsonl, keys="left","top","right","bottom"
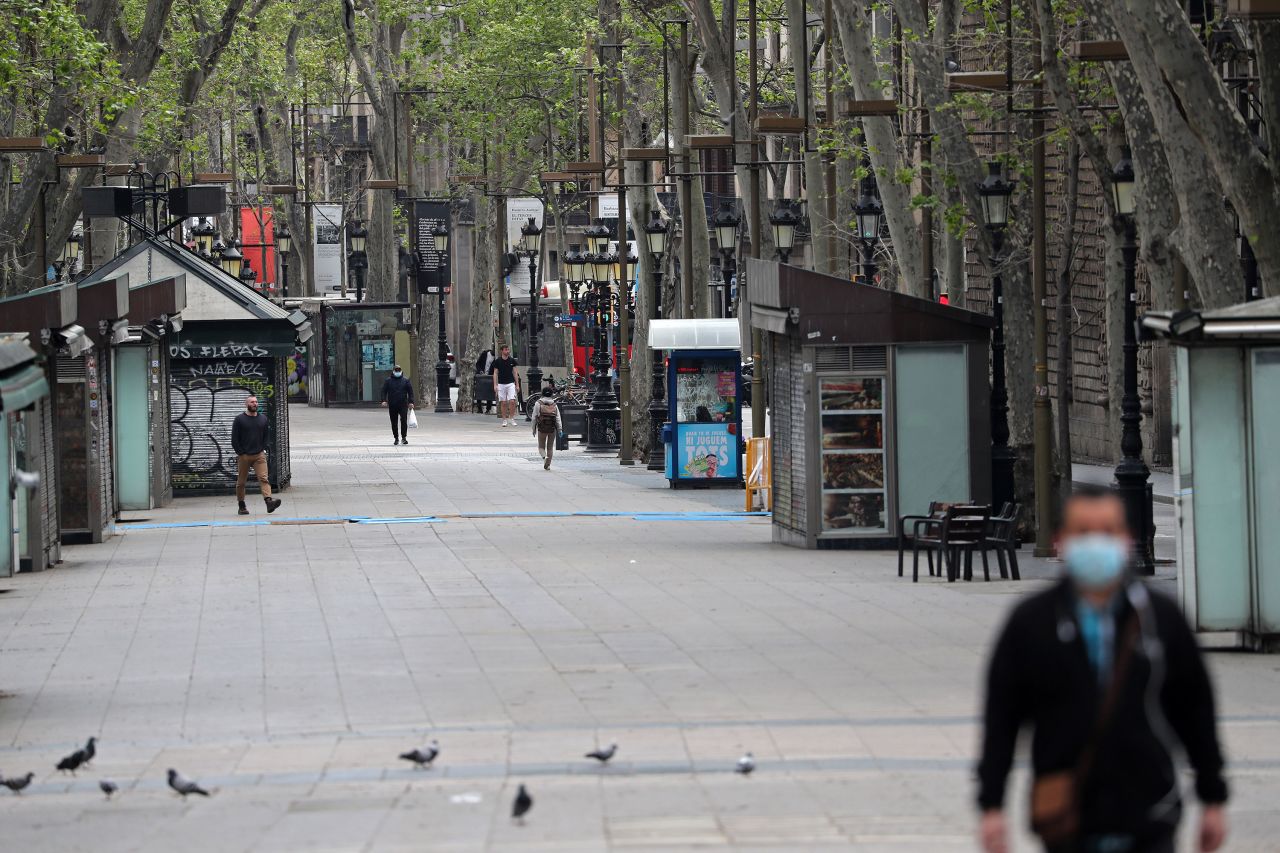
{"left": 977, "top": 578, "right": 1227, "bottom": 839}
{"left": 231, "top": 412, "right": 269, "bottom": 456}
{"left": 381, "top": 374, "right": 414, "bottom": 408}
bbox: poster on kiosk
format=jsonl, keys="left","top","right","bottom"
{"left": 651, "top": 319, "right": 744, "bottom": 487}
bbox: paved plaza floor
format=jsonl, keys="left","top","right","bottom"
{"left": 1, "top": 405, "right": 1277, "bottom": 851}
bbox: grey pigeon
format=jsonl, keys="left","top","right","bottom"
{"left": 57, "top": 747, "right": 87, "bottom": 775}
{"left": 167, "top": 768, "right": 210, "bottom": 797}
{"left": 398, "top": 739, "right": 439, "bottom": 769}
{"left": 2, "top": 772, "right": 34, "bottom": 793}
{"left": 735, "top": 752, "right": 755, "bottom": 775}
{"left": 82, "top": 737, "right": 97, "bottom": 766}
{"left": 511, "top": 783, "right": 533, "bottom": 822}
{"left": 99, "top": 779, "right": 118, "bottom": 799}
{"left": 585, "top": 742, "right": 617, "bottom": 763}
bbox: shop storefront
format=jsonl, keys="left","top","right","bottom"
{"left": 747, "top": 260, "right": 993, "bottom": 549}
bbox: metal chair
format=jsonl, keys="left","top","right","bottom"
{"left": 914, "top": 505, "right": 992, "bottom": 582}
{"left": 984, "top": 502, "right": 1022, "bottom": 580}
{"left": 897, "top": 501, "right": 947, "bottom": 579}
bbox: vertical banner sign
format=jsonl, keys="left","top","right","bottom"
{"left": 239, "top": 206, "right": 276, "bottom": 292}
{"left": 312, "top": 204, "right": 344, "bottom": 293}
{"left": 412, "top": 199, "right": 452, "bottom": 294}
{"left": 505, "top": 197, "right": 545, "bottom": 296}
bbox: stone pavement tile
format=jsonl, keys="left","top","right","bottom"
{"left": 237, "top": 741, "right": 336, "bottom": 775}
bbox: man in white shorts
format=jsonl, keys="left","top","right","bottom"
{"left": 489, "top": 344, "right": 522, "bottom": 426}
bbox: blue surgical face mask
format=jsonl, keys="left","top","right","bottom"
{"left": 1062, "top": 533, "right": 1129, "bottom": 590}
{"left": 393, "top": 369, "right": 402, "bottom": 377}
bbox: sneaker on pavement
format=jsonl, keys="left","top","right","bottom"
{"left": 265, "top": 497, "right": 282, "bottom": 514}
{"left": 394, "top": 438, "right": 400, "bottom": 445}
{"left": 401, "top": 437, "right": 408, "bottom": 445}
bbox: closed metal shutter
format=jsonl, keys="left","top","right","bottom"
{"left": 169, "top": 356, "right": 275, "bottom": 494}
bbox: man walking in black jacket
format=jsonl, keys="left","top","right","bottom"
{"left": 380, "top": 364, "right": 415, "bottom": 445}
{"left": 977, "top": 486, "right": 1227, "bottom": 853}
{"left": 231, "top": 395, "right": 281, "bottom": 515}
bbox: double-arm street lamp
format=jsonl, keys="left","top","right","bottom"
{"left": 854, "top": 179, "right": 884, "bottom": 283}
{"left": 275, "top": 220, "right": 292, "bottom": 299}
{"left": 1109, "top": 148, "right": 1155, "bottom": 575}
{"left": 644, "top": 211, "right": 669, "bottom": 470}
{"left": 977, "top": 161, "right": 1016, "bottom": 512}
{"left": 521, "top": 216, "right": 545, "bottom": 399}
{"left": 713, "top": 202, "right": 740, "bottom": 318}
{"left": 348, "top": 220, "right": 368, "bottom": 303}
{"left": 431, "top": 223, "right": 453, "bottom": 413}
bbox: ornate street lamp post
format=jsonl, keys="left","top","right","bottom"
{"left": 431, "top": 223, "right": 453, "bottom": 413}
{"left": 348, "top": 220, "right": 368, "bottom": 303}
{"left": 853, "top": 179, "right": 884, "bottom": 284}
{"left": 644, "top": 211, "right": 669, "bottom": 470}
{"left": 275, "top": 220, "right": 292, "bottom": 299}
{"left": 586, "top": 244, "right": 621, "bottom": 450}
{"left": 769, "top": 203, "right": 799, "bottom": 264}
{"left": 1109, "top": 148, "right": 1155, "bottom": 575}
{"left": 192, "top": 218, "right": 217, "bottom": 257}
{"left": 239, "top": 256, "right": 257, "bottom": 291}
{"left": 712, "top": 201, "right": 739, "bottom": 318}
{"left": 977, "top": 160, "right": 1016, "bottom": 512}
{"left": 521, "top": 216, "right": 545, "bottom": 400}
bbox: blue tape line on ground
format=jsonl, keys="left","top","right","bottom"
{"left": 353, "top": 516, "right": 444, "bottom": 524}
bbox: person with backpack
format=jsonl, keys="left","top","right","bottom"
{"left": 530, "top": 388, "right": 562, "bottom": 470}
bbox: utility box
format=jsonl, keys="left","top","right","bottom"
{"left": 747, "top": 259, "right": 993, "bottom": 549}
{"left": 1145, "top": 298, "right": 1280, "bottom": 649}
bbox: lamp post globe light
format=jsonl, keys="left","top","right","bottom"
{"left": 853, "top": 179, "right": 884, "bottom": 284}
{"left": 586, "top": 246, "right": 621, "bottom": 450}
{"left": 275, "top": 220, "right": 292, "bottom": 299}
{"left": 348, "top": 220, "right": 368, "bottom": 303}
{"left": 769, "top": 202, "right": 799, "bottom": 264}
{"left": 1109, "top": 147, "right": 1155, "bottom": 575}
{"left": 712, "top": 201, "right": 740, "bottom": 318}
{"left": 521, "top": 216, "right": 545, "bottom": 403}
{"left": 431, "top": 222, "right": 453, "bottom": 413}
{"left": 976, "top": 160, "right": 1016, "bottom": 513}
{"left": 220, "top": 242, "right": 243, "bottom": 279}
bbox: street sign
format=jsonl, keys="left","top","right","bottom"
{"left": 555, "top": 313, "right": 584, "bottom": 327}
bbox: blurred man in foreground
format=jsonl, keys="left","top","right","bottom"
{"left": 977, "top": 485, "right": 1227, "bottom": 853}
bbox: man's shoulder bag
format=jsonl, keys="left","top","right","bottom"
{"left": 1030, "top": 613, "right": 1141, "bottom": 846}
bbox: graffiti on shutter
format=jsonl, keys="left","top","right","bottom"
{"left": 169, "top": 357, "right": 275, "bottom": 492}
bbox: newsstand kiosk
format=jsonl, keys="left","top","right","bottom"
{"left": 651, "top": 319, "right": 744, "bottom": 488}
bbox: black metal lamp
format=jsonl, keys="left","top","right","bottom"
{"left": 769, "top": 203, "right": 799, "bottom": 263}
{"left": 585, "top": 219, "right": 611, "bottom": 256}
{"left": 192, "top": 218, "right": 217, "bottom": 256}
{"left": 977, "top": 161, "right": 1015, "bottom": 228}
{"left": 275, "top": 220, "right": 291, "bottom": 255}
{"left": 432, "top": 223, "right": 449, "bottom": 255}
{"left": 239, "top": 256, "right": 257, "bottom": 288}
{"left": 645, "top": 210, "right": 669, "bottom": 258}
{"left": 220, "top": 242, "right": 243, "bottom": 278}
{"left": 431, "top": 221, "right": 453, "bottom": 412}
{"left": 853, "top": 180, "right": 884, "bottom": 283}
{"left": 1110, "top": 148, "right": 1136, "bottom": 217}
{"left": 520, "top": 216, "right": 545, "bottom": 403}
{"left": 348, "top": 219, "right": 368, "bottom": 254}
{"left": 713, "top": 201, "right": 739, "bottom": 253}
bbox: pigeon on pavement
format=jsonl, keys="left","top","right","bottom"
{"left": 398, "top": 739, "right": 440, "bottom": 769}
{"left": 99, "top": 779, "right": 118, "bottom": 799}
{"left": 56, "top": 748, "right": 87, "bottom": 775}
{"left": 82, "top": 737, "right": 97, "bottom": 766}
{"left": 584, "top": 742, "right": 617, "bottom": 763}
{"left": 511, "top": 783, "right": 533, "bottom": 823}
{"left": 167, "top": 768, "right": 210, "bottom": 797}
{"left": 735, "top": 752, "right": 755, "bottom": 775}
{"left": 2, "top": 772, "right": 34, "bottom": 794}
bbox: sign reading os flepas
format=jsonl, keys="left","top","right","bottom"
{"left": 413, "top": 199, "right": 452, "bottom": 293}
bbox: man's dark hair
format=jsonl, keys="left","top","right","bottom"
{"left": 1055, "top": 482, "right": 1123, "bottom": 530}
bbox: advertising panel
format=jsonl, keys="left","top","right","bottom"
{"left": 312, "top": 203, "right": 344, "bottom": 293}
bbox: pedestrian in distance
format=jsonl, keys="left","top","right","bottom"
{"left": 977, "top": 485, "right": 1228, "bottom": 853}
{"left": 489, "top": 344, "right": 522, "bottom": 427}
{"left": 531, "top": 388, "right": 562, "bottom": 470}
{"left": 475, "top": 347, "right": 496, "bottom": 414}
{"left": 232, "top": 395, "right": 281, "bottom": 516}
{"left": 380, "top": 364, "right": 415, "bottom": 446}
